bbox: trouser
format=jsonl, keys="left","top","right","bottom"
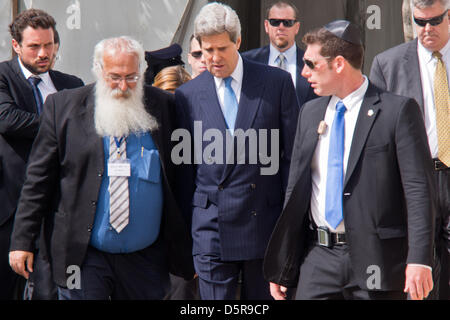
{"left": 295, "top": 243, "right": 406, "bottom": 300}
{"left": 57, "top": 239, "right": 170, "bottom": 300}
{"left": 193, "top": 253, "right": 272, "bottom": 300}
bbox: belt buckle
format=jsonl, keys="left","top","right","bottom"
{"left": 317, "top": 227, "right": 331, "bottom": 247}
{"left": 334, "top": 233, "right": 346, "bottom": 245}
{"left": 434, "top": 159, "right": 447, "bottom": 171}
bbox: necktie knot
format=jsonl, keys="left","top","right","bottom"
{"left": 28, "top": 76, "right": 42, "bottom": 86}
{"left": 433, "top": 51, "right": 442, "bottom": 60}
{"left": 224, "top": 76, "right": 233, "bottom": 88}
{"left": 336, "top": 101, "right": 347, "bottom": 113}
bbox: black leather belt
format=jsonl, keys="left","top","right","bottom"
{"left": 315, "top": 226, "right": 347, "bottom": 247}
{"left": 433, "top": 159, "right": 449, "bottom": 171}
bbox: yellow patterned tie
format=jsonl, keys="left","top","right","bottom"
{"left": 433, "top": 51, "right": 450, "bottom": 166}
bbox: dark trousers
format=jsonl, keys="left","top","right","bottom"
{"left": 433, "top": 168, "right": 450, "bottom": 300}
{"left": 295, "top": 244, "right": 406, "bottom": 300}
{"left": 57, "top": 240, "right": 170, "bottom": 300}
{"left": 164, "top": 274, "right": 199, "bottom": 300}
{"left": 193, "top": 253, "right": 272, "bottom": 300}
{"left": 0, "top": 217, "right": 25, "bottom": 300}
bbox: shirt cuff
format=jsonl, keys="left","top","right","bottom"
{"left": 408, "top": 263, "right": 432, "bottom": 271}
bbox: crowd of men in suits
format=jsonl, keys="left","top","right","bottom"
{"left": 0, "top": 0, "right": 449, "bottom": 300}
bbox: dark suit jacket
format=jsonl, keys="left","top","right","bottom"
{"left": 242, "top": 45, "right": 316, "bottom": 107}
{"left": 0, "top": 57, "right": 84, "bottom": 226}
{"left": 369, "top": 39, "right": 424, "bottom": 113}
{"left": 264, "top": 83, "right": 435, "bottom": 291}
{"left": 10, "top": 84, "right": 195, "bottom": 287}
{"left": 370, "top": 39, "right": 448, "bottom": 245}
{"left": 175, "top": 58, "right": 299, "bottom": 261}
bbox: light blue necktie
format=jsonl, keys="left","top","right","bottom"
{"left": 325, "top": 101, "right": 347, "bottom": 229}
{"left": 28, "top": 76, "right": 43, "bottom": 114}
{"left": 223, "top": 76, "right": 238, "bottom": 135}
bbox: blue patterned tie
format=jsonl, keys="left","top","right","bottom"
{"left": 28, "top": 76, "right": 43, "bottom": 114}
{"left": 325, "top": 101, "right": 347, "bottom": 229}
{"left": 223, "top": 77, "right": 238, "bottom": 135}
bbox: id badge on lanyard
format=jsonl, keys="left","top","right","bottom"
{"left": 108, "top": 137, "right": 131, "bottom": 177}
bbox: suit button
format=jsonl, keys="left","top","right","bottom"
{"left": 98, "top": 172, "right": 103, "bottom": 177}
{"left": 91, "top": 201, "right": 97, "bottom": 206}
{"left": 251, "top": 210, "right": 257, "bottom": 216}
{"left": 218, "top": 185, "right": 224, "bottom": 191}
{"left": 87, "top": 226, "right": 92, "bottom": 232}
{"left": 250, "top": 183, "right": 256, "bottom": 190}
{"left": 344, "top": 193, "right": 351, "bottom": 197}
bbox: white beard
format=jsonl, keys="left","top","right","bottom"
{"left": 94, "top": 78, "right": 159, "bottom": 138}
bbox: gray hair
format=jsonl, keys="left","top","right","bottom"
{"left": 413, "top": 0, "right": 449, "bottom": 9}
{"left": 92, "top": 36, "right": 146, "bottom": 78}
{"left": 194, "top": 2, "right": 241, "bottom": 44}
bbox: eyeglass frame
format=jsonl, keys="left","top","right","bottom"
{"left": 267, "top": 19, "right": 298, "bottom": 28}
{"left": 104, "top": 73, "right": 140, "bottom": 84}
{"left": 413, "top": 9, "right": 448, "bottom": 27}
{"left": 190, "top": 50, "right": 203, "bottom": 59}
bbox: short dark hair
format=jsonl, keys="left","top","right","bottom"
{"left": 9, "top": 9, "right": 56, "bottom": 44}
{"left": 266, "top": 1, "right": 299, "bottom": 20}
{"left": 302, "top": 27, "right": 364, "bottom": 70}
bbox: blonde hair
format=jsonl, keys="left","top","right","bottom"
{"left": 153, "top": 65, "right": 192, "bottom": 93}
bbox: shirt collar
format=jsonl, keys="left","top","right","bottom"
{"left": 17, "top": 56, "right": 51, "bottom": 85}
{"left": 418, "top": 38, "right": 450, "bottom": 64}
{"left": 330, "top": 76, "right": 369, "bottom": 111}
{"left": 269, "top": 43, "right": 297, "bottom": 65}
{"left": 214, "top": 53, "right": 243, "bottom": 88}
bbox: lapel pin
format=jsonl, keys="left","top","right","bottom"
{"left": 318, "top": 121, "right": 328, "bottom": 135}
{"left": 368, "top": 109, "right": 374, "bottom": 117}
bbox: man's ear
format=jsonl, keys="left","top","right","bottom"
{"left": 334, "top": 55, "right": 346, "bottom": 73}
{"left": 12, "top": 39, "right": 21, "bottom": 55}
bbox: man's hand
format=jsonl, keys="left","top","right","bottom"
{"left": 9, "top": 251, "right": 34, "bottom": 279}
{"left": 404, "top": 264, "right": 433, "bottom": 300}
{"left": 270, "top": 282, "right": 288, "bottom": 300}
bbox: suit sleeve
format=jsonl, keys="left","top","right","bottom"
{"left": 10, "top": 94, "right": 60, "bottom": 252}
{"left": 0, "top": 74, "right": 40, "bottom": 138}
{"left": 369, "top": 55, "right": 388, "bottom": 91}
{"left": 173, "top": 89, "right": 196, "bottom": 227}
{"left": 395, "top": 97, "right": 435, "bottom": 266}
{"left": 280, "top": 73, "right": 300, "bottom": 194}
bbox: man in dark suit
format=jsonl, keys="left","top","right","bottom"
{"left": 370, "top": 0, "right": 449, "bottom": 299}
{"left": 242, "top": 1, "right": 316, "bottom": 107}
{"left": 265, "top": 20, "right": 435, "bottom": 300}
{"left": 175, "top": 3, "right": 299, "bottom": 300}
{"left": 9, "top": 36, "right": 194, "bottom": 299}
{"left": 0, "top": 9, "right": 83, "bottom": 300}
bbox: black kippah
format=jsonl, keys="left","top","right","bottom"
{"left": 324, "top": 20, "right": 362, "bottom": 45}
{"left": 144, "top": 43, "right": 185, "bottom": 84}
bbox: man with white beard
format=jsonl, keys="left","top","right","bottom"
{"left": 8, "top": 36, "right": 194, "bottom": 300}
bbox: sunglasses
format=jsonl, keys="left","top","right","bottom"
{"left": 268, "top": 19, "right": 297, "bottom": 27}
{"left": 190, "top": 51, "right": 202, "bottom": 59}
{"left": 413, "top": 9, "right": 448, "bottom": 27}
{"left": 303, "top": 57, "right": 330, "bottom": 70}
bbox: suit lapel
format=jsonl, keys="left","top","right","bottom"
{"left": 10, "top": 58, "right": 38, "bottom": 113}
{"left": 198, "top": 72, "right": 228, "bottom": 132}
{"left": 344, "top": 84, "right": 380, "bottom": 187}
{"left": 403, "top": 39, "right": 424, "bottom": 113}
{"left": 295, "top": 46, "right": 307, "bottom": 104}
{"left": 76, "top": 86, "right": 104, "bottom": 160}
{"left": 49, "top": 70, "right": 64, "bottom": 91}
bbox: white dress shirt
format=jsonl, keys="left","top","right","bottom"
{"left": 417, "top": 38, "right": 450, "bottom": 159}
{"left": 18, "top": 56, "right": 57, "bottom": 103}
{"left": 214, "top": 54, "right": 243, "bottom": 111}
{"left": 268, "top": 43, "right": 297, "bottom": 88}
{"left": 310, "top": 76, "right": 369, "bottom": 233}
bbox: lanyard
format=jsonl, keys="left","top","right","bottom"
{"left": 113, "top": 137, "right": 124, "bottom": 159}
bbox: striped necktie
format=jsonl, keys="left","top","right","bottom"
{"left": 109, "top": 136, "right": 129, "bottom": 233}
{"left": 433, "top": 51, "right": 450, "bottom": 166}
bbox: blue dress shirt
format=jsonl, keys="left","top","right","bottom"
{"left": 90, "top": 132, "right": 163, "bottom": 253}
